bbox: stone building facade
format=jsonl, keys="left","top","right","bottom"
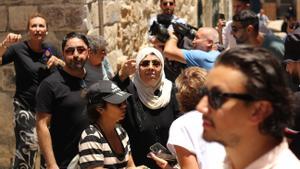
{"left": 0, "top": 0, "right": 228, "bottom": 168}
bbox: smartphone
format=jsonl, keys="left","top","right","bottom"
{"left": 149, "top": 143, "right": 176, "bottom": 161}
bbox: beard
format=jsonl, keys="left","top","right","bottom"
{"left": 235, "top": 37, "right": 245, "bottom": 44}
{"left": 66, "top": 60, "right": 86, "bottom": 70}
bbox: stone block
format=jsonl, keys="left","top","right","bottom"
{"left": 0, "top": 92, "right": 14, "bottom": 169}
{"left": 104, "top": 24, "right": 118, "bottom": 51}
{"left": 120, "top": 4, "right": 131, "bottom": 19}
{"left": 0, "top": 66, "right": 16, "bottom": 92}
{"left": 65, "top": 6, "right": 88, "bottom": 31}
{"left": 0, "top": 6, "right": 8, "bottom": 31}
{"left": 86, "top": 0, "right": 97, "bottom": 4}
{"left": 29, "top": 0, "right": 64, "bottom": 5}
{"left": 9, "top": 6, "right": 38, "bottom": 31}
{"left": 0, "top": 154, "right": 12, "bottom": 169}
{"left": 41, "top": 5, "right": 88, "bottom": 31}
{"left": 103, "top": 1, "right": 121, "bottom": 26}
{"left": 62, "top": 0, "right": 86, "bottom": 3}
{"left": 87, "top": 28, "right": 100, "bottom": 36}
{"left": 107, "top": 49, "right": 125, "bottom": 73}
{"left": 40, "top": 6, "right": 65, "bottom": 31}
{"left": 90, "top": 1, "right": 99, "bottom": 28}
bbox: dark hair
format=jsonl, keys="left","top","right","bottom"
{"left": 216, "top": 46, "right": 293, "bottom": 139}
{"left": 237, "top": 0, "right": 250, "bottom": 4}
{"left": 233, "top": 10, "right": 259, "bottom": 33}
{"left": 160, "top": 0, "right": 175, "bottom": 3}
{"left": 27, "top": 12, "right": 48, "bottom": 31}
{"left": 62, "top": 32, "right": 90, "bottom": 50}
{"left": 175, "top": 67, "right": 207, "bottom": 112}
{"left": 86, "top": 93, "right": 106, "bottom": 123}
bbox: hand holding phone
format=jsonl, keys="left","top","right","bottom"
{"left": 149, "top": 143, "right": 176, "bottom": 161}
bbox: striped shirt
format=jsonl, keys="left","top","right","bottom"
{"left": 79, "top": 124, "right": 131, "bottom": 169}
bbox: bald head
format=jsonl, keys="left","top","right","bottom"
{"left": 198, "top": 27, "right": 219, "bottom": 43}
{"left": 193, "top": 27, "right": 219, "bottom": 51}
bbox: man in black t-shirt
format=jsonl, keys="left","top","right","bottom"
{"left": 36, "top": 32, "right": 90, "bottom": 169}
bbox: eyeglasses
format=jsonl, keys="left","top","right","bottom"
{"left": 199, "top": 87, "right": 255, "bottom": 109}
{"left": 64, "top": 46, "right": 87, "bottom": 55}
{"left": 140, "top": 60, "right": 162, "bottom": 68}
{"left": 162, "top": 1, "right": 174, "bottom": 6}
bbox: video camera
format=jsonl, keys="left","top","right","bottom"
{"left": 149, "top": 14, "right": 197, "bottom": 46}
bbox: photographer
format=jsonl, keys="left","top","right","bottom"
{"left": 164, "top": 27, "right": 220, "bottom": 70}
{"left": 148, "top": 0, "right": 188, "bottom": 82}
{"left": 148, "top": 0, "right": 186, "bottom": 50}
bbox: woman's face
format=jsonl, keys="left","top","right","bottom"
{"left": 139, "top": 54, "right": 162, "bottom": 87}
{"left": 28, "top": 17, "right": 47, "bottom": 41}
{"left": 102, "top": 101, "right": 127, "bottom": 122}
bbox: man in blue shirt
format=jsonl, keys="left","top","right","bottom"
{"left": 164, "top": 27, "right": 220, "bottom": 70}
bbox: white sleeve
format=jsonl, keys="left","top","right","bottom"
{"left": 167, "top": 117, "right": 196, "bottom": 155}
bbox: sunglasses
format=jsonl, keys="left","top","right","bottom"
{"left": 140, "top": 60, "right": 162, "bottom": 68}
{"left": 64, "top": 46, "right": 87, "bottom": 55}
{"left": 199, "top": 87, "right": 255, "bottom": 109}
{"left": 162, "top": 2, "right": 174, "bottom": 6}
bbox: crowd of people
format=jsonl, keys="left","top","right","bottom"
{"left": 1, "top": 0, "right": 300, "bottom": 168}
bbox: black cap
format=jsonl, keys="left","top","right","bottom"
{"left": 86, "top": 80, "right": 131, "bottom": 105}
{"left": 284, "top": 27, "right": 300, "bottom": 62}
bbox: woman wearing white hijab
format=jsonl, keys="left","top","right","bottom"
{"left": 113, "top": 47, "right": 180, "bottom": 169}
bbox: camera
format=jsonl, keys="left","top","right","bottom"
{"left": 149, "top": 14, "right": 197, "bottom": 45}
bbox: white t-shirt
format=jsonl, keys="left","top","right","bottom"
{"left": 167, "top": 110, "right": 226, "bottom": 169}
{"left": 222, "top": 21, "right": 237, "bottom": 49}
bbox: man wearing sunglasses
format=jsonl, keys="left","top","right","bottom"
{"left": 36, "top": 32, "right": 91, "bottom": 168}
{"left": 148, "top": 0, "right": 187, "bottom": 82}
{"left": 196, "top": 46, "right": 300, "bottom": 169}
{"left": 218, "top": 0, "right": 250, "bottom": 49}
{"left": 231, "top": 10, "right": 284, "bottom": 60}
{"left": 148, "top": 0, "right": 185, "bottom": 49}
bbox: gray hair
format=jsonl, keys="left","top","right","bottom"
{"left": 87, "top": 35, "right": 108, "bottom": 54}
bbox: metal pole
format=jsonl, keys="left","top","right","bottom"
{"left": 98, "top": 0, "right": 104, "bottom": 35}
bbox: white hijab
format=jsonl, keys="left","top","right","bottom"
{"left": 132, "top": 47, "right": 173, "bottom": 109}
